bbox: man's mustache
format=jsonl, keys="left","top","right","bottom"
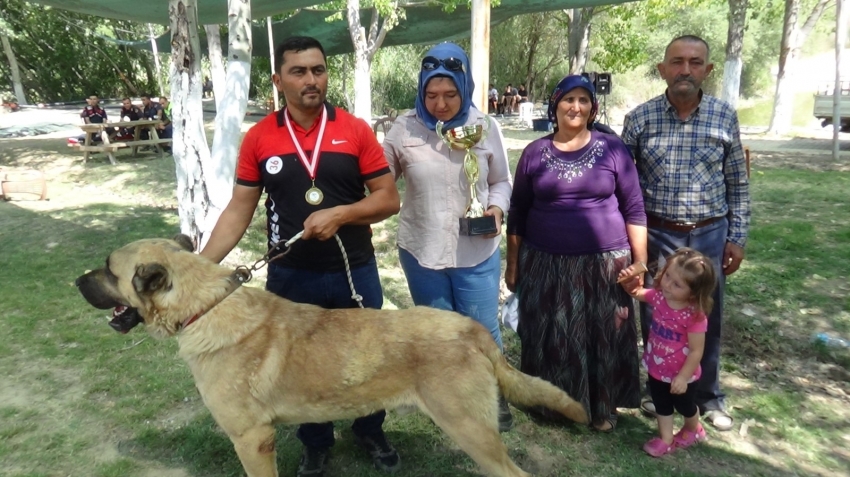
{"left": 674, "top": 76, "right": 696, "bottom": 84}
{"left": 302, "top": 88, "right": 321, "bottom": 95}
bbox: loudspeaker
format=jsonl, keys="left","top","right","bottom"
{"left": 596, "top": 73, "right": 612, "bottom": 95}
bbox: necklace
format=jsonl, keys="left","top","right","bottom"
{"left": 284, "top": 106, "right": 328, "bottom": 205}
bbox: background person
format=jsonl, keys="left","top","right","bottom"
{"left": 619, "top": 248, "right": 716, "bottom": 457}
{"left": 199, "top": 36, "right": 400, "bottom": 477}
{"left": 621, "top": 34, "right": 750, "bottom": 432}
{"left": 79, "top": 94, "right": 114, "bottom": 142}
{"left": 499, "top": 83, "right": 516, "bottom": 115}
{"left": 382, "top": 42, "right": 514, "bottom": 431}
{"left": 506, "top": 74, "right": 646, "bottom": 432}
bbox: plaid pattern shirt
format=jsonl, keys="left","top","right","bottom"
{"left": 621, "top": 92, "right": 750, "bottom": 247}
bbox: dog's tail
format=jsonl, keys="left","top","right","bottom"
{"left": 485, "top": 341, "right": 589, "bottom": 424}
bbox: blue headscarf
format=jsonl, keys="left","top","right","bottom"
{"left": 415, "top": 42, "right": 476, "bottom": 131}
{"left": 547, "top": 74, "right": 598, "bottom": 131}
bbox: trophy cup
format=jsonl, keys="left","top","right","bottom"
{"left": 436, "top": 119, "right": 498, "bottom": 236}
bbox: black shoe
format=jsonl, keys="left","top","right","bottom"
{"left": 353, "top": 432, "right": 401, "bottom": 473}
{"left": 297, "top": 446, "right": 329, "bottom": 477}
{"left": 498, "top": 395, "right": 514, "bottom": 432}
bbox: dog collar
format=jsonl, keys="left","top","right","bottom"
{"left": 180, "top": 268, "right": 251, "bottom": 331}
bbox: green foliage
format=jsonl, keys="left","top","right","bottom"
{"left": 589, "top": 0, "right": 785, "bottom": 99}
{"left": 0, "top": 1, "right": 159, "bottom": 102}
{"left": 369, "top": 44, "right": 426, "bottom": 111}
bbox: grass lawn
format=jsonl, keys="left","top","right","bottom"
{"left": 737, "top": 92, "right": 817, "bottom": 129}
{"left": 0, "top": 128, "right": 848, "bottom": 477}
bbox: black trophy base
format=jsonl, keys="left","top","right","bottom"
{"left": 459, "top": 216, "right": 497, "bottom": 236}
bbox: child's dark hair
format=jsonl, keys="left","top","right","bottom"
{"left": 653, "top": 247, "right": 717, "bottom": 316}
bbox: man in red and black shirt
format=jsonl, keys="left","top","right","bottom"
{"left": 200, "top": 36, "right": 400, "bottom": 477}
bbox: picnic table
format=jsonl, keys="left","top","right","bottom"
{"left": 68, "top": 119, "right": 172, "bottom": 165}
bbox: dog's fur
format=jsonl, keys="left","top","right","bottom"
{"left": 76, "top": 236, "right": 588, "bottom": 477}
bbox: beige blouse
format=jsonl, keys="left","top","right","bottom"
{"left": 383, "top": 108, "right": 513, "bottom": 269}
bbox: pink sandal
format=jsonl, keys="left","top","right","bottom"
{"left": 643, "top": 437, "right": 676, "bottom": 457}
{"left": 674, "top": 423, "right": 707, "bottom": 449}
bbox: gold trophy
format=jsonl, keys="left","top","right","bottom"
{"left": 436, "top": 119, "right": 497, "bottom": 236}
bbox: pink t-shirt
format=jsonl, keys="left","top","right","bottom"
{"left": 642, "top": 289, "right": 708, "bottom": 383}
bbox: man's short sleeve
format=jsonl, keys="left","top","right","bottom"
{"left": 235, "top": 127, "right": 263, "bottom": 186}
{"left": 354, "top": 118, "right": 390, "bottom": 180}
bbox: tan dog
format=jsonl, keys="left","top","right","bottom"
{"left": 75, "top": 236, "right": 588, "bottom": 477}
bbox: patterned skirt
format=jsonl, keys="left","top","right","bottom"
{"left": 516, "top": 243, "right": 641, "bottom": 425}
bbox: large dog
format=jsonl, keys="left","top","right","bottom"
{"left": 76, "top": 236, "right": 587, "bottom": 477}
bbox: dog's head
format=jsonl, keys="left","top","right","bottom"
{"left": 75, "top": 234, "right": 197, "bottom": 336}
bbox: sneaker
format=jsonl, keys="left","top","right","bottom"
{"left": 498, "top": 395, "right": 514, "bottom": 432}
{"left": 353, "top": 432, "right": 401, "bottom": 473}
{"left": 674, "top": 423, "right": 707, "bottom": 449}
{"left": 643, "top": 437, "right": 676, "bottom": 457}
{"left": 296, "top": 446, "right": 329, "bottom": 477}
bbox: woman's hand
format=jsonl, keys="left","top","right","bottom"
{"left": 481, "top": 206, "right": 503, "bottom": 239}
{"left": 505, "top": 265, "right": 517, "bottom": 293}
{"left": 617, "top": 263, "right": 645, "bottom": 295}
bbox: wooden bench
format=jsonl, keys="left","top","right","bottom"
{"left": 72, "top": 120, "right": 171, "bottom": 165}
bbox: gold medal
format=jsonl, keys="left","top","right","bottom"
{"left": 305, "top": 186, "right": 323, "bottom": 205}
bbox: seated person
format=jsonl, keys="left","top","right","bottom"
{"left": 139, "top": 94, "right": 161, "bottom": 141}
{"left": 202, "top": 76, "right": 213, "bottom": 98}
{"left": 117, "top": 97, "right": 143, "bottom": 139}
{"left": 500, "top": 84, "right": 516, "bottom": 115}
{"left": 517, "top": 84, "right": 529, "bottom": 104}
{"left": 488, "top": 84, "right": 499, "bottom": 114}
{"left": 156, "top": 96, "right": 173, "bottom": 150}
{"left": 79, "top": 94, "right": 114, "bottom": 142}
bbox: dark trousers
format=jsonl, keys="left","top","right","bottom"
{"left": 640, "top": 217, "right": 727, "bottom": 412}
{"left": 647, "top": 376, "right": 698, "bottom": 418}
{"left": 266, "top": 258, "right": 386, "bottom": 449}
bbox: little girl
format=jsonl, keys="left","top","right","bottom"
{"left": 618, "top": 247, "right": 717, "bottom": 457}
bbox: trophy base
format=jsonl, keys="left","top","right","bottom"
{"left": 459, "top": 216, "right": 497, "bottom": 236}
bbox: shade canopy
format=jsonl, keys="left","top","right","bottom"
{"left": 31, "top": 0, "right": 632, "bottom": 56}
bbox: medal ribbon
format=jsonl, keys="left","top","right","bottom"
{"left": 283, "top": 105, "right": 327, "bottom": 181}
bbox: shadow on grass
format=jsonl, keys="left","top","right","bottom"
{"left": 121, "top": 414, "right": 483, "bottom": 477}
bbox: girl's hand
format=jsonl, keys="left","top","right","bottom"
{"left": 670, "top": 375, "right": 688, "bottom": 395}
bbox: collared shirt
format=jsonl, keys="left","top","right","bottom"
{"left": 621, "top": 92, "right": 750, "bottom": 247}
{"left": 383, "top": 108, "right": 513, "bottom": 269}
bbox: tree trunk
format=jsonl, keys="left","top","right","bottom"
{"left": 1, "top": 31, "right": 28, "bottom": 105}
{"left": 721, "top": 0, "right": 748, "bottom": 107}
{"left": 203, "top": 0, "right": 252, "bottom": 250}
{"left": 204, "top": 24, "right": 226, "bottom": 110}
{"left": 347, "top": 0, "right": 372, "bottom": 123}
{"left": 567, "top": 7, "right": 593, "bottom": 74}
{"left": 768, "top": 0, "right": 832, "bottom": 134}
{"left": 347, "top": 1, "right": 395, "bottom": 124}
{"left": 169, "top": 0, "right": 212, "bottom": 246}
{"left": 148, "top": 23, "right": 165, "bottom": 94}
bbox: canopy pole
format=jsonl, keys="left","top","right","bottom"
{"left": 267, "top": 16, "right": 278, "bottom": 110}
{"left": 470, "top": 0, "right": 490, "bottom": 113}
{"left": 834, "top": 0, "right": 848, "bottom": 161}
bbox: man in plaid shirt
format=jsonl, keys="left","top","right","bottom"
{"left": 621, "top": 35, "right": 750, "bottom": 432}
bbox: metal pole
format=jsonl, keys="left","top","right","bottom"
{"left": 833, "top": 0, "right": 848, "bottom": 161}
{"left": 148, "top": 23, "right": 164, "bottom": 94}
{"left": 470, "top": 0, "right": 490, "bottom": 113}
{"left": 267, "top": 16, "right": 279, "bottom": 110}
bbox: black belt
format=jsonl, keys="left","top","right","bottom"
{"left": 646, "top": 214, "right": 723, "bottom": 233}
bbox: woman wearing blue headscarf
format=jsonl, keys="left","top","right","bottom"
{"left": 505, "top": 75, "right": 645, "bottom": 431}
{"left": 383, "top": 43, "right": 514, "bottom": 430}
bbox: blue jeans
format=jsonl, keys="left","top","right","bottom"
{"left": 266, "top": 258, "right": 386, "bottom": 449}
{"left": 398, "top": 248, "right": 503, "bottom": 350}
{"left": 640, "top": 217, "right": 728, "bottom": 412}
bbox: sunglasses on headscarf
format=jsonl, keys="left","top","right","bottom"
{"left": 421, "top": 56, "right": 465, "bottom": 72}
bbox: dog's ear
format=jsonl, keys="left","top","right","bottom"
{"left": 172, "top": 234, "right": 195, "bottom": 252}
{"left": 132, "top": 263, "right": 170, "bottom": 294}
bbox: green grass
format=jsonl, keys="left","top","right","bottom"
{"left": 1, "top": 131, "right": 849, "bottom": 476}
{"left": 737, "top": 91, "right": 816, "bottom": 128}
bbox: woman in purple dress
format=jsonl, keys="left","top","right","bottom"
{"left": 505, "top": 75, "right": 647, "bottom": 431}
